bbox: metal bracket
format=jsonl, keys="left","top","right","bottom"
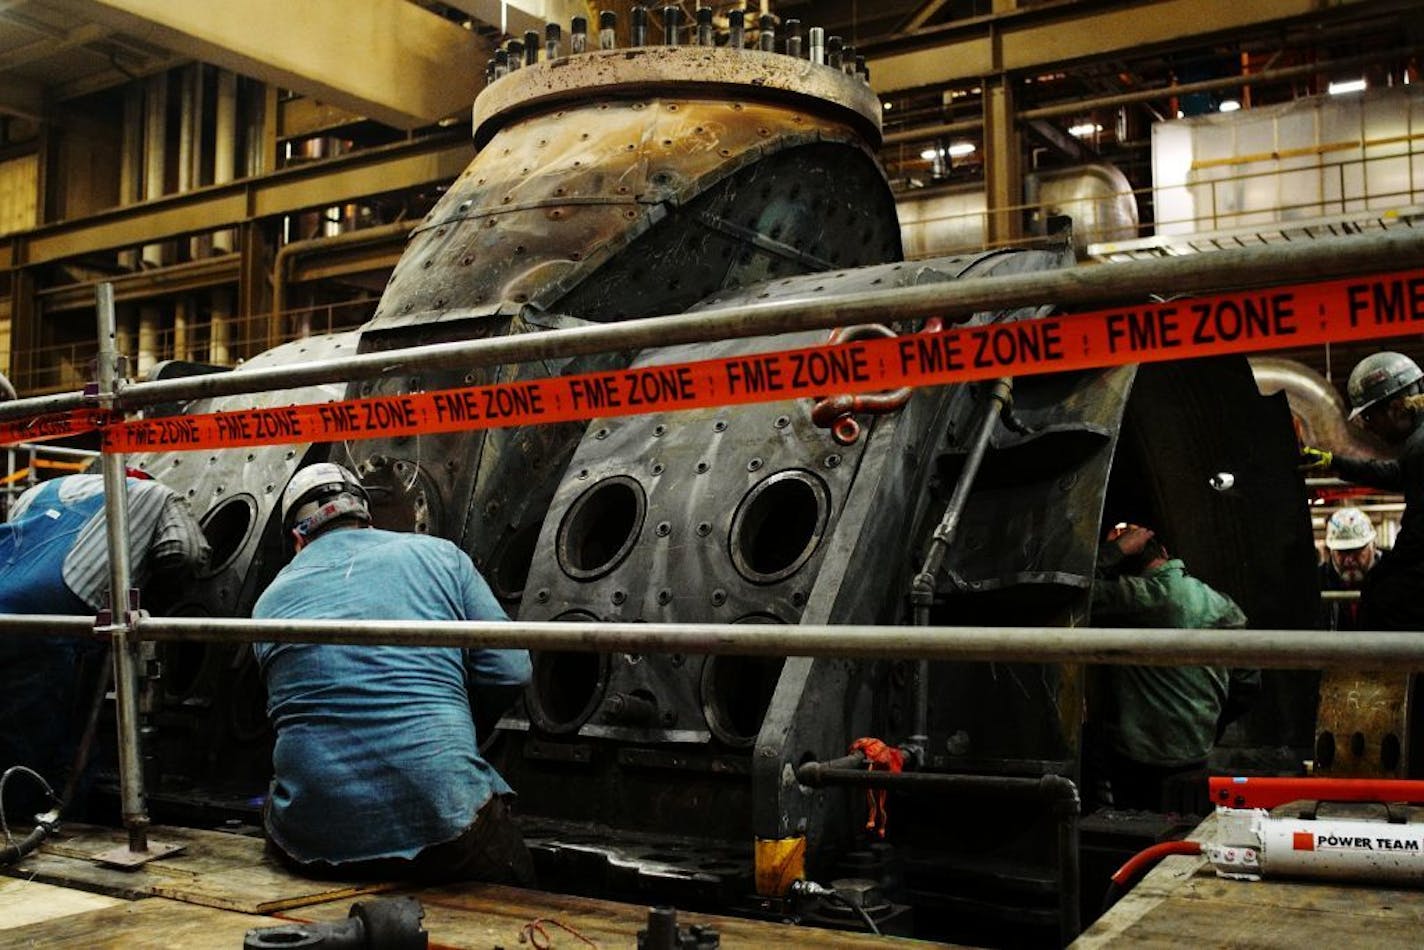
{"left": 92, "top": 840, "right": 186, "bottom": 869}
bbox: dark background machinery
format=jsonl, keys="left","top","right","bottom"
{"left": 125, "top": 27, "right": 1318, "bottom": 947}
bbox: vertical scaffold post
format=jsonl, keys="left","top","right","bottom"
{"left": 96, "top": 282, "right": 150, "bottom": 854}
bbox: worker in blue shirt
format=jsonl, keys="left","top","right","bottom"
{"left": 0, "top": 472, "right": 209, "bottom": 821}
{"left": 252, "top": 462, "right": 534, "bottom": 884}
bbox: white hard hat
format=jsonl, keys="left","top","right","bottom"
{"left": 1325, "top": 507, "right": 1374, "bottom": 551}
{"left": 280, "top": 462, "right": 369, "bottom": 534}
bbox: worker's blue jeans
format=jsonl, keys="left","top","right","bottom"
{"left": 265, "top": 793, "right": 536, "bottom": 886}
{"left": 0, "top": 635, "right": 105, "bottom": 822}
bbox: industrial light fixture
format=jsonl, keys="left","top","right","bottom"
{"left": 1068, "top": 122, "right": 1103, "bottom": 137}
{"left": 1218, "top": 98, "right": 1241, "bottom": 113}
{"left": 883, "top": 101, "right": 893, "bottom": 111}
{"left": 918, "top": 142, "right": 977, "bottom": 160}
{"left": 1328, "top": 78, "right": 1367, "bottom": 95}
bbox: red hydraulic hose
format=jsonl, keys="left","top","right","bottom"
{"left": 1110, "top": 840, "right": 1202, "bottom": 887}
{"left": 1101, "top": 840, "right": 1202, "bottom": 914}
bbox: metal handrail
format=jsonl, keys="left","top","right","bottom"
{"left": 0, "top": 614, "right": 1395, "bottom": 670}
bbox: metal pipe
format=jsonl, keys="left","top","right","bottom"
{"left": 882, "top": 117, "right": 983, "bottom": 147}
{"left": 809, "top": 26, "right": 824, "bottom": 64}
{"left": 909, "top": 378, "right": 1012, "bottom": 754}
{"left": 759, "top": 14, "right": 775, "bottom": 52}
{"left": 785, "top": 18, "right": 802, "bottom": 58}
{"left": 119, "top": 615, "right": 1424, "bottom": 671}
{"left": 545, "top": 23, "right": 562, "bottom": 61}
{"left": 1, "top": 229, "right": 1413, "bottom": 422}
{"left": 271, "top": 220, "right": 415, "bottom": 338}
{"left": 1018, "top": 48, "right": 1420, "bottom": 123}
{"left": 599, "top": 10, "right": 617, "bottom": 49}
{"left": 12, "top": 443, "right": 99, "bottom": 460}
{"left": 523, "top": 30, "right": 540, "bottom": 65}
{"left": 883, "top": 48, "right": 1419, "bottom": 148}
{"left": 1054, "top": 781, "right": 1082, "bottom": 944}
{"left": 917, "top": 378, "right": 1013, "bottom": 592}
{"left": 0, "top": 615, "right": 103, "bottom": 637}
{"left": 210, "top": 69, "right": 238, "bottom": 259}
{"left": 571, "top": 16, "right": 588, "bottom": 54}
{"left": 96, "top": 283, "right": 149, "bottom": 854}
{"left": 662, "top": 7, "right": 681, "bottom": 45}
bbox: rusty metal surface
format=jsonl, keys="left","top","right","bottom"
{"left": 351, "top": 57, "right": 899, "bottom": 626}
{"left": 1314, "top": 669, "right": 1414, "bottom": 778}
{"left": 473, "top": 47, "right": 883, "bottom": 148}
{"left": 369, "top": 98, "right": 889, "bottom": 331}
{"left": 130, "top": 331, "right": 355, "bottom": 618}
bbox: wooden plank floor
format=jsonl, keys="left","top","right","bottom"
{"left": 2, "top": 823, "right": 954, "bottom": 948}
{"left": 1076, "top": 813, "right": 1424, "bottom": 948}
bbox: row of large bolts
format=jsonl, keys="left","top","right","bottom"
{"left": 486, "top": 8, "right": 871, "bottom": 85}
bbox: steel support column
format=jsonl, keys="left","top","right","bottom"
{"left": 983, "top": 76, "right": 1021, "bottom": 248}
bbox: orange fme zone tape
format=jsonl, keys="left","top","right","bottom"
{"left": 66, "top": 265, "right": 1424, "bottom": 454}
{"left": 0, "top": 408, "right": 113, "bottom": 447}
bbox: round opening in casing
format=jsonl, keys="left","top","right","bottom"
{"left": 489, "top": 521, "right": 542, "bottom": 601}
{"left": 557, "top": 475, "right": 646, "bottom": 580}
{"left": 729, "top": 470, "right": 830, "bottom": 584}
{"left": 200, "top": 495, "right": 256, "bottom": 575}
{"left": 701, "top": 635, "right": 786, "bottom": 747}
{"left": 527, "top": 611, "right": 610, "bottom": 735}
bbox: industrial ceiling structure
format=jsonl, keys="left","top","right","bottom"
{"left": 0, "top": 0, "right": 1419, "bottom": 394}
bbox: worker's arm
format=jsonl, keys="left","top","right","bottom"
{"left": 456, "top": 551, "right": 531, "bottom": 736}
{"left": 1090, "top": 569, "right": 1172, "bottom": 618}
{"left": 148, "top": 490, "right": 210, "bottom": 577}
{"left": 1332, "top": 452, "right": 1404, "bottom": 492}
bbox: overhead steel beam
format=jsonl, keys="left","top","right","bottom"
{"left": 898, "top": 0, "right": 954, "bottom": 34}
{"left": 867, "top": 0, "right": 1389, "bottom": 93}
{"left": 8, "top": 134, "right": 472, "bottom": 266}
{"left": 54, "top": 0, "right": 492, "bottom": 129}
{"left": 35, "top": 255, "right": 241, "bottom": 314}
{"left": 0, "top": 20, "right": 108, "bottom": 70}
{"left": 0, "top": 72, "right": 44, "bottom": 120}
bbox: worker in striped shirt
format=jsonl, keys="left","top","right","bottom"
{"left": 0, "top": 472, "right": 209, "bottom": 822}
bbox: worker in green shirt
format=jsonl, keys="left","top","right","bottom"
{"left": 1089, "top": 523, "right": 1259, "bottom": 812}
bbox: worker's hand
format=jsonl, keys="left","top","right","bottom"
{"left": 1106, "top": 523, "right": 1154, "bottom": 555}
{"left": 1298, "top": 446, "right": 1333, "bottom": 473}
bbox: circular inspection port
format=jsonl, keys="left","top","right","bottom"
{"left": 159, "top": 602, "right": 213, "bottom": 702}
{"left": 729, "top": 470, "right": 830, "bottom": 584}
{"left": 701, "top": 616, "right": 786, "bottom": 747}
{"left": 527, "top": 611, "right": 610, "bottom": 735}
{"left": 557, "top": 475, "right": 646, "bottom": 581}
{"left": 489, "top": 521, "right": 542, "bottom": 601}
{"left": 199, "top": 495, "right": 256, "bottom": 576}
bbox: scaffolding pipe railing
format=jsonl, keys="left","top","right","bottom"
{"left": 0, "top": 615, "right": 1385, "bottom": 670}
{"left": 6, "top": 612, "right": 1423, "bottom": 668}
{"left": 1, "top": 228, "right": 1420, "bottom": 424}
{"left": 96, "top": 283, "right": 150, "bottom": 855}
